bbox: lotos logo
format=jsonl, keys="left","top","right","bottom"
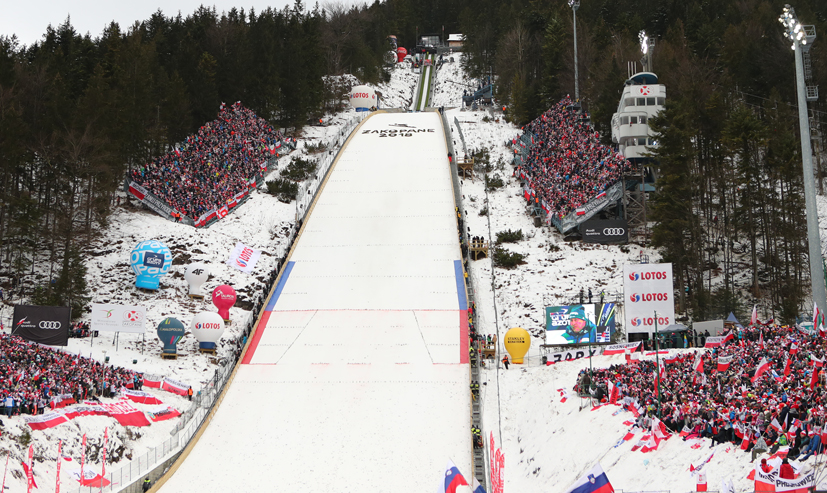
{"left": 631, "top": 317, "right": 643, "bottom": 326}
{"left": 630, "top": 293, "right": 670, "bottom": 302}
{"left": 629, "top": 271, "right": 668, "bottom": 281}
{"left": 195, "top": 322, "right": 222, "bottom": 330}
{"left": 630, "top": 293, "right": 641, "bottom": 303}
{"left": 235, "top": 247, "right": 254, "bottom": 268}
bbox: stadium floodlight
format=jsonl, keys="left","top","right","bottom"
{"left": 778, "top": 5, "right": 825, "bottom": 319}
{"left": 569, "top": 0, "right": 580, "bottom": 101}
{"left": 639, "top": 31, "right": 648, "bottom": 55}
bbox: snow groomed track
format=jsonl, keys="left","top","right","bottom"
{"left": 158, "top": 111, "right": 472, "bottom": 492}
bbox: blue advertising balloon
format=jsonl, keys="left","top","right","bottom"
{"left": 130, "top": 240, "right": 172, "bottom": 290}
{"left": 156, "top": 317, "right": 186, "bottom": 355}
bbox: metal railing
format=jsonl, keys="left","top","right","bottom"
{"left": 67, "top": 353, "right": 238, "bottom": 493}
{"left": 295, "top": 114, "right": 367, "bottom": 221}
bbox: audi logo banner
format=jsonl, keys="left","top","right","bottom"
{"left": 580, "top": 219, "right": 629, "bottom": 244}
{"left": 12, "top": 305, "right": 71, "bottom": 346}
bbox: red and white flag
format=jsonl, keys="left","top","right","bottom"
{"left": 25, "top": 443, "right": 35, "bottom": 493}
{"left": 607, "top": 381, "right": 620, "bottom": 405}
{"left": 24, "top": 411, "right": 69, "bottom": 430}
{"left": 751, "top": 305, "right": 758, "bottom": 326}
{"left": 101, "top": 402, "right": 150, "bottom": 427}
{"left": 142, "top": 374, "right": 162, "bottom": 388}
{"left": 783, "top": 354, "right": 792, "bottom": 377}
{"left": 717, "top": 355, "right": 733, "bottom": 372}
{"left": 56, "top": 440, "right": 63, "bottom": 493}
{"left": 770, "top": 417, "right": 783, "bottom": 433}
{"left": 811, "top": 356, "right": 823, "bottom": 390}
{"left": 161, "top": 378, "right": 190, "bottom": 397}
{"left": 146, "top": 404, "right": 182, "bottom": 422}
{"left": 815, "top": 302, "right": 825, "bottom": 333}
{"left": 751, "top": 357, "right": 771, "bottom": 383}
{"left": 758, "top": 330, "right": 765, "bottom": 349}
{"left": 100, "top": 427, "right": 108, "bottom": 493}
{"left": 696, "top": 471, "right": 707, "bottom": 492}
{"left": 790, "top": 342, "right": 799, "bottom": 355}
{"left": 122, "top": 389, "right": 163, "bottom": 405}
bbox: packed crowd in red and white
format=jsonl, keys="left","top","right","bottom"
{"left": 515, "top": 97, "right": 626, "bottom": 219}
{"left": 0, "top": 333, "right": 140, "bottom": 417}
{"left": 129, "top": 102, "right": 284, "bottom": 220}
{"left": 576, "top": 323, "right": 826, "bottom": 462}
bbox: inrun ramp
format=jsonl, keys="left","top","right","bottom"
{"left": 159, "top": 112, "right": 472, "bottom": 492}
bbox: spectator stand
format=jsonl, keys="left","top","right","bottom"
{"left": 457, "top": 155, "right": 475, "bottom": 179}
{"left": 126, "top": 102, "right": 288, "bottom": 228}
{"left": 510, "top": 98, "right": 627, "bottom": 235}
{"left": 469, "top": 236, "right": 489, "bottom": 261}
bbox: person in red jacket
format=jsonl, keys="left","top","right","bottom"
{"left": 779, "top": 458, "right": 795, "bottom": 479}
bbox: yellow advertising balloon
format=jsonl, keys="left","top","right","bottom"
{"left": 504, "top": 327, "right": 531, "bottom": 364}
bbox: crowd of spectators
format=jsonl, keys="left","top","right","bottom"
{"left": 130, "top": 102, "right": 284, "bottom": 220}
{"left": 70, "top": 321, "right": 93, "bottom": 338}
{"left": 515, "top": 97, "right": 626, "bottom": 219}
{"left": 0, "top": 333, "right": 141, "bottom": 417}
{"left": 576, "top": 323, "right": 826, "bottom": 461}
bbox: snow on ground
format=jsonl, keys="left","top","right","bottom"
{"left": 435, "top": 54, "right": 825, "bottom": 492}
{"left": 0, "top": 109, "right": 368, "bottom": 492}
{"left": 160, "top": 111, "right": 471, "bottom": 492}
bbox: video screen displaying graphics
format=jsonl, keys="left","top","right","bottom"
{"left": 545, "top": 303, "right": 616, "bottom": 345}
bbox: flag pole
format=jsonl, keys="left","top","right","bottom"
{"left": 654, "top": 310, "right": 661, "bottom": 419}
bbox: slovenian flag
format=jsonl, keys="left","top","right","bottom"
{"left": 440, "top": 460, "right": 469, "bottom": 493}
{"left": 471, "top": 477, "right": 486, "bottom": 493}
{"left": 563, "top": 463, "right": 615, "bottom": 493}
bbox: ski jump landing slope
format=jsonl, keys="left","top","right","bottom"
{"left": 159, "top": 111, "right": 472, "bottom": 492}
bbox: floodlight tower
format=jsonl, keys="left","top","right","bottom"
{"left": 569, "top": 0, "right": 580, "bottom": 101}
{"left": 778, "top": 5, "right": 826, "bottom": 316}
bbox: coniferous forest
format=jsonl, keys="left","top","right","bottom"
{"left": 0, "top": 0, "right": 826, "bottom": 322}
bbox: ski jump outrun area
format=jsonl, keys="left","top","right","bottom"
{"left": 159, "top": 111, "right": 473, "bottom": 492}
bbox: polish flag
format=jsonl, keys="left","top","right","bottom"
{"left": 811, "top": 356, "right": 823, "bottom": 390}
{"left": 102, "top": 401, "right": 151, "bottom": 427}
{"left": 142, "top": 375, "right": 162, "bottom": 388}
{"left": 147, "top": 405, "right": 181, "bottom": 423}
{"left": 161, "top": 378, "right": 190, "bottom": 397}
{"left": 71, "top": 469, "right": 111, "bottom": 488}
{"left": 770, "top": 417, "right": 783, "bottom": 433}
{"left": 758, "top": 331, "right": 764, "bottom": 349}
{"left": 24, "top": 412, "right": 69, "bottom": 430}
{"left": 575, "top": 207, "right": 586, "bottom": 216}
{"left": 717, "top": 355, "right": 733, "bottom": 372}
{"left": 815, "top": 302, "right": 825, "bottom": 333}
{"left": 122, "top": 390, "right": 163, "bottom": 405}
{"left": 607, "top": 381, "right": 620, "bottom": 405}
{"left": 790, "top": 342, "right": 799, "bottom": 355}
{"left": 696, "top": 471, "right": 707, "bottom": 492}
{"left": 751, "top": 357, "right": 771, "bottom": 383}
{"left": 783, "top": 354, "right": 792, "bottom": 377}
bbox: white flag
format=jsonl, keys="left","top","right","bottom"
{"left": 226, "top": 242, "right": 262, "bottom": 274}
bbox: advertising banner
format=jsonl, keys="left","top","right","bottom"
{"left": 12, "top": 305, "right": 71, "bottom": 346}
{"left": 542, "top": 347, "right": 599, "bottom": 364}
{"left": 602, "top": 341, "right": 642, "bottom": 355}
{"left": 580, "top": 219, "right": 629, "bottom": 244}
{"left": 226, "top": 242, "right": 262, "bottom": 274}
{"left": 90, "top": 304, "right": 147, "bottom": 333}
{"left": 623, "top": 263, "right": 675, "bottom": 335}
{"left": 545, "top": 303, "right": 617, "bottom": 345}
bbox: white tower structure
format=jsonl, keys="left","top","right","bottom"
{"left": 611, "top": 32, "right": 666, "bottom": 161}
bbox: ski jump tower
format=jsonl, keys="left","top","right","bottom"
{"left": 611, "top": 32, "right": 665, "bottom": 244}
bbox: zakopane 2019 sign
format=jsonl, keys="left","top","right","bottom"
{"left": 90, "top": 304, "right": 147, "bottom": 333}
{"left": 12, "top": 305, "right": 71, "bottom": 346}
{"left": 623, "top": 263, "right": 675, "bottom": 334}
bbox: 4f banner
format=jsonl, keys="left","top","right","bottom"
{"left": 13, "top": 305, "right": 71, "bottom": 346}
{"left": 226, "top": 242, "right": 262, "bottom": 274}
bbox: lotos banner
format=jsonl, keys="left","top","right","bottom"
{"left": 12, "top": 305, "right": 71, "bottom": 346}
{"left": 226, "top": 242, "right": 262, "bottom": 274}
{"left": 623, "top": 263, "right": 675, "bottom": 335}
{"left": 90, "top": 304, "right": 147, "bottom": 334}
